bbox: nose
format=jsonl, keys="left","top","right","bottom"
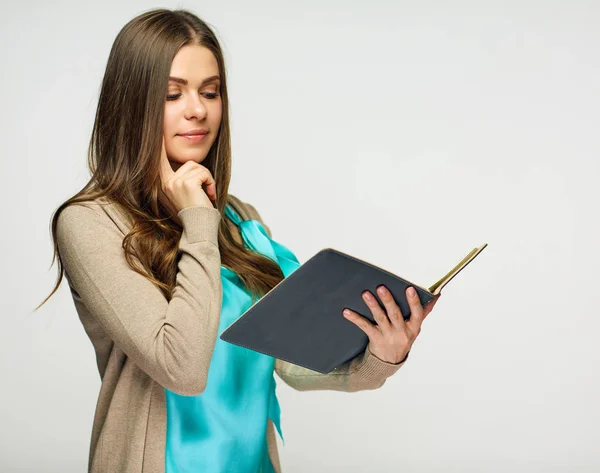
{"left": 184, "top": 94, "right": 208, "bottom": 121}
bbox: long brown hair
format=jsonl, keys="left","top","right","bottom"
{"left": 35, "top": 8, "right": 284, "bottom": 312}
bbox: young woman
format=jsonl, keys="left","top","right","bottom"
{"left": 37, "top": 8, "right": 440, "bottom": 473}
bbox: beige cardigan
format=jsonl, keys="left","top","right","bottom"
{"left": 55, "top": 194, "right": 406, "bottom": 473}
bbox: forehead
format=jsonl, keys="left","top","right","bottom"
{"left": 169, "top": 45, "right": 220, "bottom": 84}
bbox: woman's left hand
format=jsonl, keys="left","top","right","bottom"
{"left": 342, "top": 286, "right": 441, "bottom": 364}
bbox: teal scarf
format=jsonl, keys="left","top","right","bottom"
{"left": 165, "top": 203, "right": 300, "bottom": 472}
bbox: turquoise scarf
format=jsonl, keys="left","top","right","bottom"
{"left": 165, "top": 203, "right": 300, "bottom": 473}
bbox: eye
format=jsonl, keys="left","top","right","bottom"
{"left": 166, "top": 92, "right": 220, "bottom": 101}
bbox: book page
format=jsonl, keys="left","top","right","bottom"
{"left": 427, "top": 243, "right": 488, "bottom": 295}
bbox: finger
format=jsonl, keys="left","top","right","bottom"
{"left": 361, "top": 290, "right": 390, "bottom": 331}
{"left": 405, "top": 287, "right": 425, "bottom": 334}
{"left": 200, "top": 170, "right": 217, "bottom": 201}
{"left": 342, "top": 309, "right": 380, "bottom": 340}
{"left": 158, "top": 137, "right": 175, "bottom": 185}
{"left": 170, "top": 161, "right": 201, "bottom": 189}
{"left": 375, "top": 285, "right": 406, "bottom": 329}
{"left": 181, "top": 168, "right": 218, "bottom": 202}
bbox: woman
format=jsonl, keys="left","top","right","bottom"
{"left": 36, "top": 8, "right": 440, "bottom": 473}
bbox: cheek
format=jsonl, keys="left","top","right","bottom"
{"left": 162, "top": 107, "right": 177, "bottom": 134}
{"left": 210, "top": 101, "right": 223, "bottom": 125}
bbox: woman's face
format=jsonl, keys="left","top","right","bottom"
{"left": 163, "top": 45, "right": 223, "bottom": 170}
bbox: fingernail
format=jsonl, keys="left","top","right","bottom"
{"left": 408, "top": 287, "right": 416, "bottom": 297}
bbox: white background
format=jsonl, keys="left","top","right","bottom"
{"left": 1, "top": 1, "right": 598, "bottom": 472}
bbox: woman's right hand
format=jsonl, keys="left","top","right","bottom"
{"left": 159, "top": 136, "right": 217, "bottom": 212}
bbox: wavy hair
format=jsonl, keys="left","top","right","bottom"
{"left": 35, "top": 8, "right": 284, "bottom": 311}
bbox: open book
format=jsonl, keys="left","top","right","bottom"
{"left": 221, "top": 243, "right": 488, "bottom": 373}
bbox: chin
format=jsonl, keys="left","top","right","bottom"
{"left": 171, "top": 150, "right": 208, "bottom": 165}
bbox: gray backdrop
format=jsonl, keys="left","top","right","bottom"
{"left": 1, "top": 1, "right": 598, "bottom": 472}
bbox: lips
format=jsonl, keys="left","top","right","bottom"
{"left": 179, "top": 133, "right": 208, "bottom": 143}
{"left": 179, "top": 129, "right": 208, "bottom": 136}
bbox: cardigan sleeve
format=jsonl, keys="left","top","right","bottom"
{"left": 274, "top": 345, "right": 406, "bottom": 392}
{"left": 239, "top": 199, "right": 407, "bottom": 392}
{"left": 56, "top": 202, "right": 223, "bottom": 396}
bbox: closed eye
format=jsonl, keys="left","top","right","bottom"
{"left": 166, "top": 92, "right": 220, "bottom": 101}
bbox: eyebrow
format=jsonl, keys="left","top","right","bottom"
{"left": 168, "top": 75, "right": 220, "bottom": 86}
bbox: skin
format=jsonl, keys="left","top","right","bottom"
{"left": 160, "top": 45, "right": 442, "bottom": 363}
{"left": 343, "top": 287, "right": 441, "bottom": 364}
{"left": 163, "top": 44, "right": 223, "bottom": 172}
{"left": 159, "top": 44, "right": 223, "bottom": 216}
